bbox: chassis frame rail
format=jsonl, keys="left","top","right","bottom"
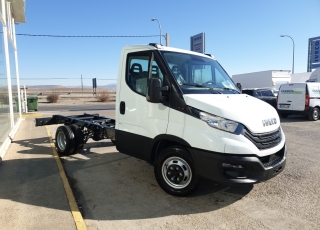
{"left": 35, "top": 113, "right": 115, "bottom": 141}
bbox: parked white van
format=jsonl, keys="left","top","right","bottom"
{"left": 277, "top": 83, "right": 320, "bottom": 120}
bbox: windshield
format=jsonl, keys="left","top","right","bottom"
{"left": 160, "top": 51, "right": 239, "bottom": 94}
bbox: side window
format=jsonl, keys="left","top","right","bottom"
{"left": 151, "top": 60, "right": 164, "bottom": 84}
{"left": 127, "top": 53, "right": 149, "bottom": 96}
{"left": 261, "top": 90, "right": 274, "bottom": 96}
{"left": 254, "top": 91, "right": 261, "bottom": 96}
{"left": 242, "top": 90, "right": 253, "bottom": 96}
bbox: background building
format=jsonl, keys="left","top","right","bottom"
{"left": 0, "top": 0, "right": 25, "bottom": 161}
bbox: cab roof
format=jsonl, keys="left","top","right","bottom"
{"left": 122, "top": 43, "right": 216, "bottom": 60}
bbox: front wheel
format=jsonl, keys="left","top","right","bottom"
{"left": 154, "top": 147, "right": 198, "bottom": 196}
{"left": 308, "top": 107, "right": 320, "bottom": 121}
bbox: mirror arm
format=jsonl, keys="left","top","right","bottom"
{"left": 159, "top": 86, "right": 169, "bottom": 92}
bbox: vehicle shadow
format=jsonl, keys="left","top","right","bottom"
{"left": 280, "top": 115, "right": 314, "bottom": 123}
{"left": 61, "top": 141, "right": 253, "bottom": 221}
{"left": 0, "top": 137, "right": 73, "bottom": 212}
{"left": 1, "top": 136, "right": 253, "bottom": 221}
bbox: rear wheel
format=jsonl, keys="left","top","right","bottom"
{"left": 55, "top": 125, "right": 76, "bottom": 155}
{"left": 69, "top": 124, "right": 84, "bottom": 153}
{"left": 308, "top": 107, "right": 320, "bottom": 121}
{"left": 154, "top": 146, "right": 198, "bottom": 196}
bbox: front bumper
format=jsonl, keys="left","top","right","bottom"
{"left": 277, "top": 106, "right": 314, "bottom": 116}
{"left": 188, "top": 143, "right": 287, "bottom": 185}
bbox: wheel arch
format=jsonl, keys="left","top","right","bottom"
{"left": 149, "top": 134, "right": 192, "bottom": 164}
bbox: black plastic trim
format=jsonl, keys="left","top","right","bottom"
{"left": 242, "top": 127, "right": 282, "bottom": 150}
{"left": 115, "top": 130, "right": 152, "bottom": 161}
{"left": 188, "top": 143, "right": 287, "bottom": 185}
{"left": 278, "top": 106, "right": 314, "bottom": 115}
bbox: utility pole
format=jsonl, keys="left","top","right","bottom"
{"left": 81, "top": 74, "right": 83, "bottom": 96}
{"left": 166, "top": 33, "right": 170, "bottom": 47}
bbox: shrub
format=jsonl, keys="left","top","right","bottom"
{"left": 0, "top": 94, "right": 9, "bottom": 104}
{"left": 47, "top": 93, "right": 59, "bottom": 103}
{"left": 96, "top": 91, "right": 110, "bottom": 102}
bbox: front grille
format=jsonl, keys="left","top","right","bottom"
{"left": 242, "top": 127, "right": 282, "bottom": 150}
{"left": 258, "top": 147, "right": 285, "bottom": 167}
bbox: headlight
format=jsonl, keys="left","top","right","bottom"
{"left": 199, "top": 112, "right": 239, "bottom": 133}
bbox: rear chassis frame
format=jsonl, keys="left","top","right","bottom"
{"left": 35, "top": 113, "right": 115, "bottom": 143}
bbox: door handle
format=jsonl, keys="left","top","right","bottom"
{"left": 120, "top": 101, "right": 125, "bottom": 115}
{"left": 287, "top": 101, "right": 292, "bottom": 102}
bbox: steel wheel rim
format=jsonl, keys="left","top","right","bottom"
{"left": 313, "top": 109, "right": 319, "bottom": 119}
{"left": 162, "top": 156, "right": 192, "bottom": 189}
{"left": 57, "top": 131, "right": 67, "bottom": 151}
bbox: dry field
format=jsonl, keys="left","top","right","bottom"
{"left": 26, "top": 88, "right": 116, "bottom": 105}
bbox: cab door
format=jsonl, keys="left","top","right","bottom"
{"left": 292, "top": 83, "right": 306, "bottom": 111}
{"left": 115, "top": 49, "right": 169, "bottom": 160}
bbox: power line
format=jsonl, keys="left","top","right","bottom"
{"left": 16, "top": 33, "right": 163, "bottom": 38}
{"left": 3, "top": 78, "right": 117, "bottom": 80}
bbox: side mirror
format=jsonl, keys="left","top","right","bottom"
{"left": 147, "top": 78, "right": 169, "bottom": 103}
{"left": 236, "top": 83, "right": 242, "bottom": 92}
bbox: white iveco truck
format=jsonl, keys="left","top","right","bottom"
{"left": 36, "top": 44, "right": 287, "bottom": 196}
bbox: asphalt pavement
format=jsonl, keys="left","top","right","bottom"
{"left": 0, "top": 116, "right": 77, "bottom": 230}
{"left": 0, "top": 105, "right": 320, "bottom": 229}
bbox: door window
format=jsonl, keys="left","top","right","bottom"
{"left": 126, "top": 53, "right": 164, "bottom": 96}
{"left": 127, "top": 54, "right": 149, "bottom": 96}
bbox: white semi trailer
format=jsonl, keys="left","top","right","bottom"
{"left": 232, "top": 70, "right": 291, "bottom": 90}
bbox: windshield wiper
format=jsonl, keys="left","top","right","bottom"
{"left": 181, "top": 83, "right": 206, "bottom": 87}
{"left": 181, "top": 83, "right": 222, "bottom": 94}
{"left": 212, "top": 87, "right": 239, "bottom": 94}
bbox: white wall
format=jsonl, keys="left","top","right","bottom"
{"left": 290, "top": 72, "right": 312, "bottom": 83}
{"left": 232, "top": 70, "right": 290, "bottom": 90}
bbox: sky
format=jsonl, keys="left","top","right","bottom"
{"left": 16, "top": 0, "right": 320, "bottom": 87}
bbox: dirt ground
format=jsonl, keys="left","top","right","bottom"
{"left": 34, "top": 91, "right": 116, "bottom": 106}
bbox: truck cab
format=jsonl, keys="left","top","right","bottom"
{"left": 115, "top": 44, "right": 286, "bottom": 196}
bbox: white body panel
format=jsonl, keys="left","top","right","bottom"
{"left": 166, "top": 108, "right": 285, "bottom": 157}
{"left": 115, "top": 45, "right": 285, "bottom": 159}
{"left": 115, "top": 47, "right": 169, "bottom": 138}
{"left": 232, "top": 70, "right": 291, "bottom": 90}
{"left": 183, "top": 94, "right": 279, "bottom": 133}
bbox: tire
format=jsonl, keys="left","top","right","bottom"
{"left": 308, "top": 107, "right": 320, "bottom": 121}
{"left": 111, "top": 139, "right": 116, "bottom": 145}
{"left": 279, "top": 113, "right": 289, "bottom": 118}
{"left": 55, "top": 125, "right": 76, "bottom": 155}
{"left": 154, "top": 146, "right": 198, "bottom": 196}
{"left": 69, "top": 124, "right": 84, "bottom": 153}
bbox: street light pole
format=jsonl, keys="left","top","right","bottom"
{"left": 151, "top": 18, "right": 162, "bottom": 45}
{"left": 280, "top": 35, "right": 295, "bottom": 74}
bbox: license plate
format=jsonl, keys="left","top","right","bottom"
{"left": 280, "top": 104, "right": 290, "bottom": 108}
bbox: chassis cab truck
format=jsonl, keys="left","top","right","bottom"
{"left": 36, "top": 44, "right": 287, "bottom": 196}
{"left": 115, "top": 44, "right": 286, "bottom": 196}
